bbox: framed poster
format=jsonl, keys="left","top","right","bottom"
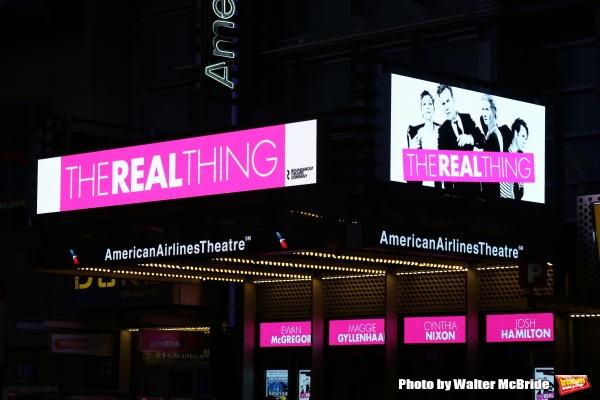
{"left": 534, "top": 367, "right": 554, "bottom": 400}
{"left": 383, "top": 73, "right": 545, "bottom": 204}
{"left": 299, "top": 370, "right": 311, "bottom": 399}
{"left": 266, "top": 369, "right": 288, "bottom": 400}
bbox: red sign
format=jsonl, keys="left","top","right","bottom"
{"left": 54, "top": 337, "right": 89, "bottom": 350}
{"left": 139, "top": 330, "right": 203, "bottom": 353}
{"left": 140, "top": 331, "right": 180, "bottom": 352}
{"left": 555, "top": 375, "right": 591, "bottom": 395}
{"left": 519, "top": 261, "right": 548, "bottom": 287}
{"left": 50, "top": 333, "right": 113, "bottom": 356}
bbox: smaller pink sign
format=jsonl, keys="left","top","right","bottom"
{"left": 260, "top": 321, "right": 312, "bottom": 347}
{"left": 329, "top": 318, "right": 385, "bottom": 346}
{"left": 486, "top": 313, "right": 554, "bottom": 342}
{"left": 404, "top": 316, "right": 466, "bottom": 344}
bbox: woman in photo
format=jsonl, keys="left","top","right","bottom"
{"left": 406, "top": 90, "right": 441, "bottom": 188}
{"left": 480, "top": 94, "right": 512, "bottom": 199}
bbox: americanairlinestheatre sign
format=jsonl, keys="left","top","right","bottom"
{"left": 347, "top": 223, "right": 527, "bottom": 261}
{"left": 42, "top": 227, "right": 326, "bottom": 270}
{"left": 379, "top": 230, "right": 521, "bottom": 259}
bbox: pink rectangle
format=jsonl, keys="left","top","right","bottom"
{"left": 403, "top": 149, "right": 535, "bottom": 183}
{"left": 486, "top": 313, "right": 554, "bottom": 342}
{"left": 329, "top": 318, "right": 385, "bottom": 346}
{"left": 59, "top": 125, "right": 285, "bottom": 211}
{"left": 404, "top": 316, "right": 466, "bottom": 344}
{"left": 259, "top": 321, "right": 312, "bottom": 347}
{"left": 50, "top": 333, "right": 113, "bottom": 356}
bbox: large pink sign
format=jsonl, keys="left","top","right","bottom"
{"left": 329, "top": 318, "right": 385, "bottom": 346}
{"left": 403, "top": 149, "right": 535, "bottom": 182}
{"left": 259, "top": 321, "right": 312, "bottom": 348}
{"left": 404, "top": 316, "right": 466, "bottom": 344}
{"left": 486, "top": 313, "right": 554, "bottom": 342}
{"left": 37, "top": 121, "right": 317, "bottom": 214}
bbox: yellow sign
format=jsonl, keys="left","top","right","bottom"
{"left": 74, "top": 277, "right": 160, "bottom": 290}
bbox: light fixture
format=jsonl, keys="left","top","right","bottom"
{"left": 127, "top": 327, "right": 210, "bottom": 332}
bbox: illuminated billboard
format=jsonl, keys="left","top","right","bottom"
{"left": 37, "top": 120, "right": 317, "bottom": 213}
{"left": 388, "top": 74, "right": 545, "bottom": 204}
{"left": 259, "top": 321, "right": 312, "bottom": 348}
{"left": 593, "top": 202, "right": 600, "bottom": 264}
{"left": 404, "top": 316, "right": 466, "bottom": 344}
{"left": 486, "top": 313, "right": 554, "bottom": 342}
{"left": 329, "top": 318, "right": 385, "bottom": 346}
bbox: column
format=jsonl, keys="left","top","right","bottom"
{"left": 312, "top": 276, "right": 324, "bottom": 400}
{"left": 466, "top": 266, "right": 479, "bottom": 400}
{"left": 118, "top": 330, "right": 131, "bottom": 392}
{"left": 554, "top": 313, "right": 568, "bottom": 375}
{"left": 243, "top": 281, "right": 256, "bottom": 400}
{"left": 385, "top": 271, "right": 398, "bottom": 400}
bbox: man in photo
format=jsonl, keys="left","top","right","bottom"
{"left": 436, "top": 84, "right": 485, "bottom": 195}
{"left": 406, "top": 90, "right": 441, "bottom": 189}
{"left": 507, "top": 118, "right": 529, "bottom": 200}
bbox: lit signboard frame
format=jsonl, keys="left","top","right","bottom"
{"left": 486, "top": 313, "right": 554, "bottom": 343}
{"left": 37, "top": 120, "right": 318, "bottom": 214}
{"left": 378, "top": 73, "right": 546, "bottom": 204}
{"left": 404, "top": 316, "right": 466, "bottom": 344}
{"left": 328, "top": 318, "right": 385, "bottom": 346}
{"left": 259, "top": 321, "right": 312, "bottom": 348}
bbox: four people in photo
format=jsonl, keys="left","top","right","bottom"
{"left": 405, "top": 84, "right": 531, "bottom": 200}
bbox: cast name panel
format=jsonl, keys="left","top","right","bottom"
{"left": 259, "top": 321, "right": 312, "bottom": 347}
{"left": 329, "top": 318, "right": 385, "bottom": 346}
{"left": 486, "top": 313, "right": 554, "bottom": 342}
{"left": 404, "top": 316, "right": 466, "bottom": 344}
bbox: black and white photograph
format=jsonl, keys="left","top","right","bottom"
{"left": 390, "top": 74, "right": 546, "bottom": 204}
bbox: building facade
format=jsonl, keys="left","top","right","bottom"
{"left": 1, "top": 1, "right": 600, "bottom": 399}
